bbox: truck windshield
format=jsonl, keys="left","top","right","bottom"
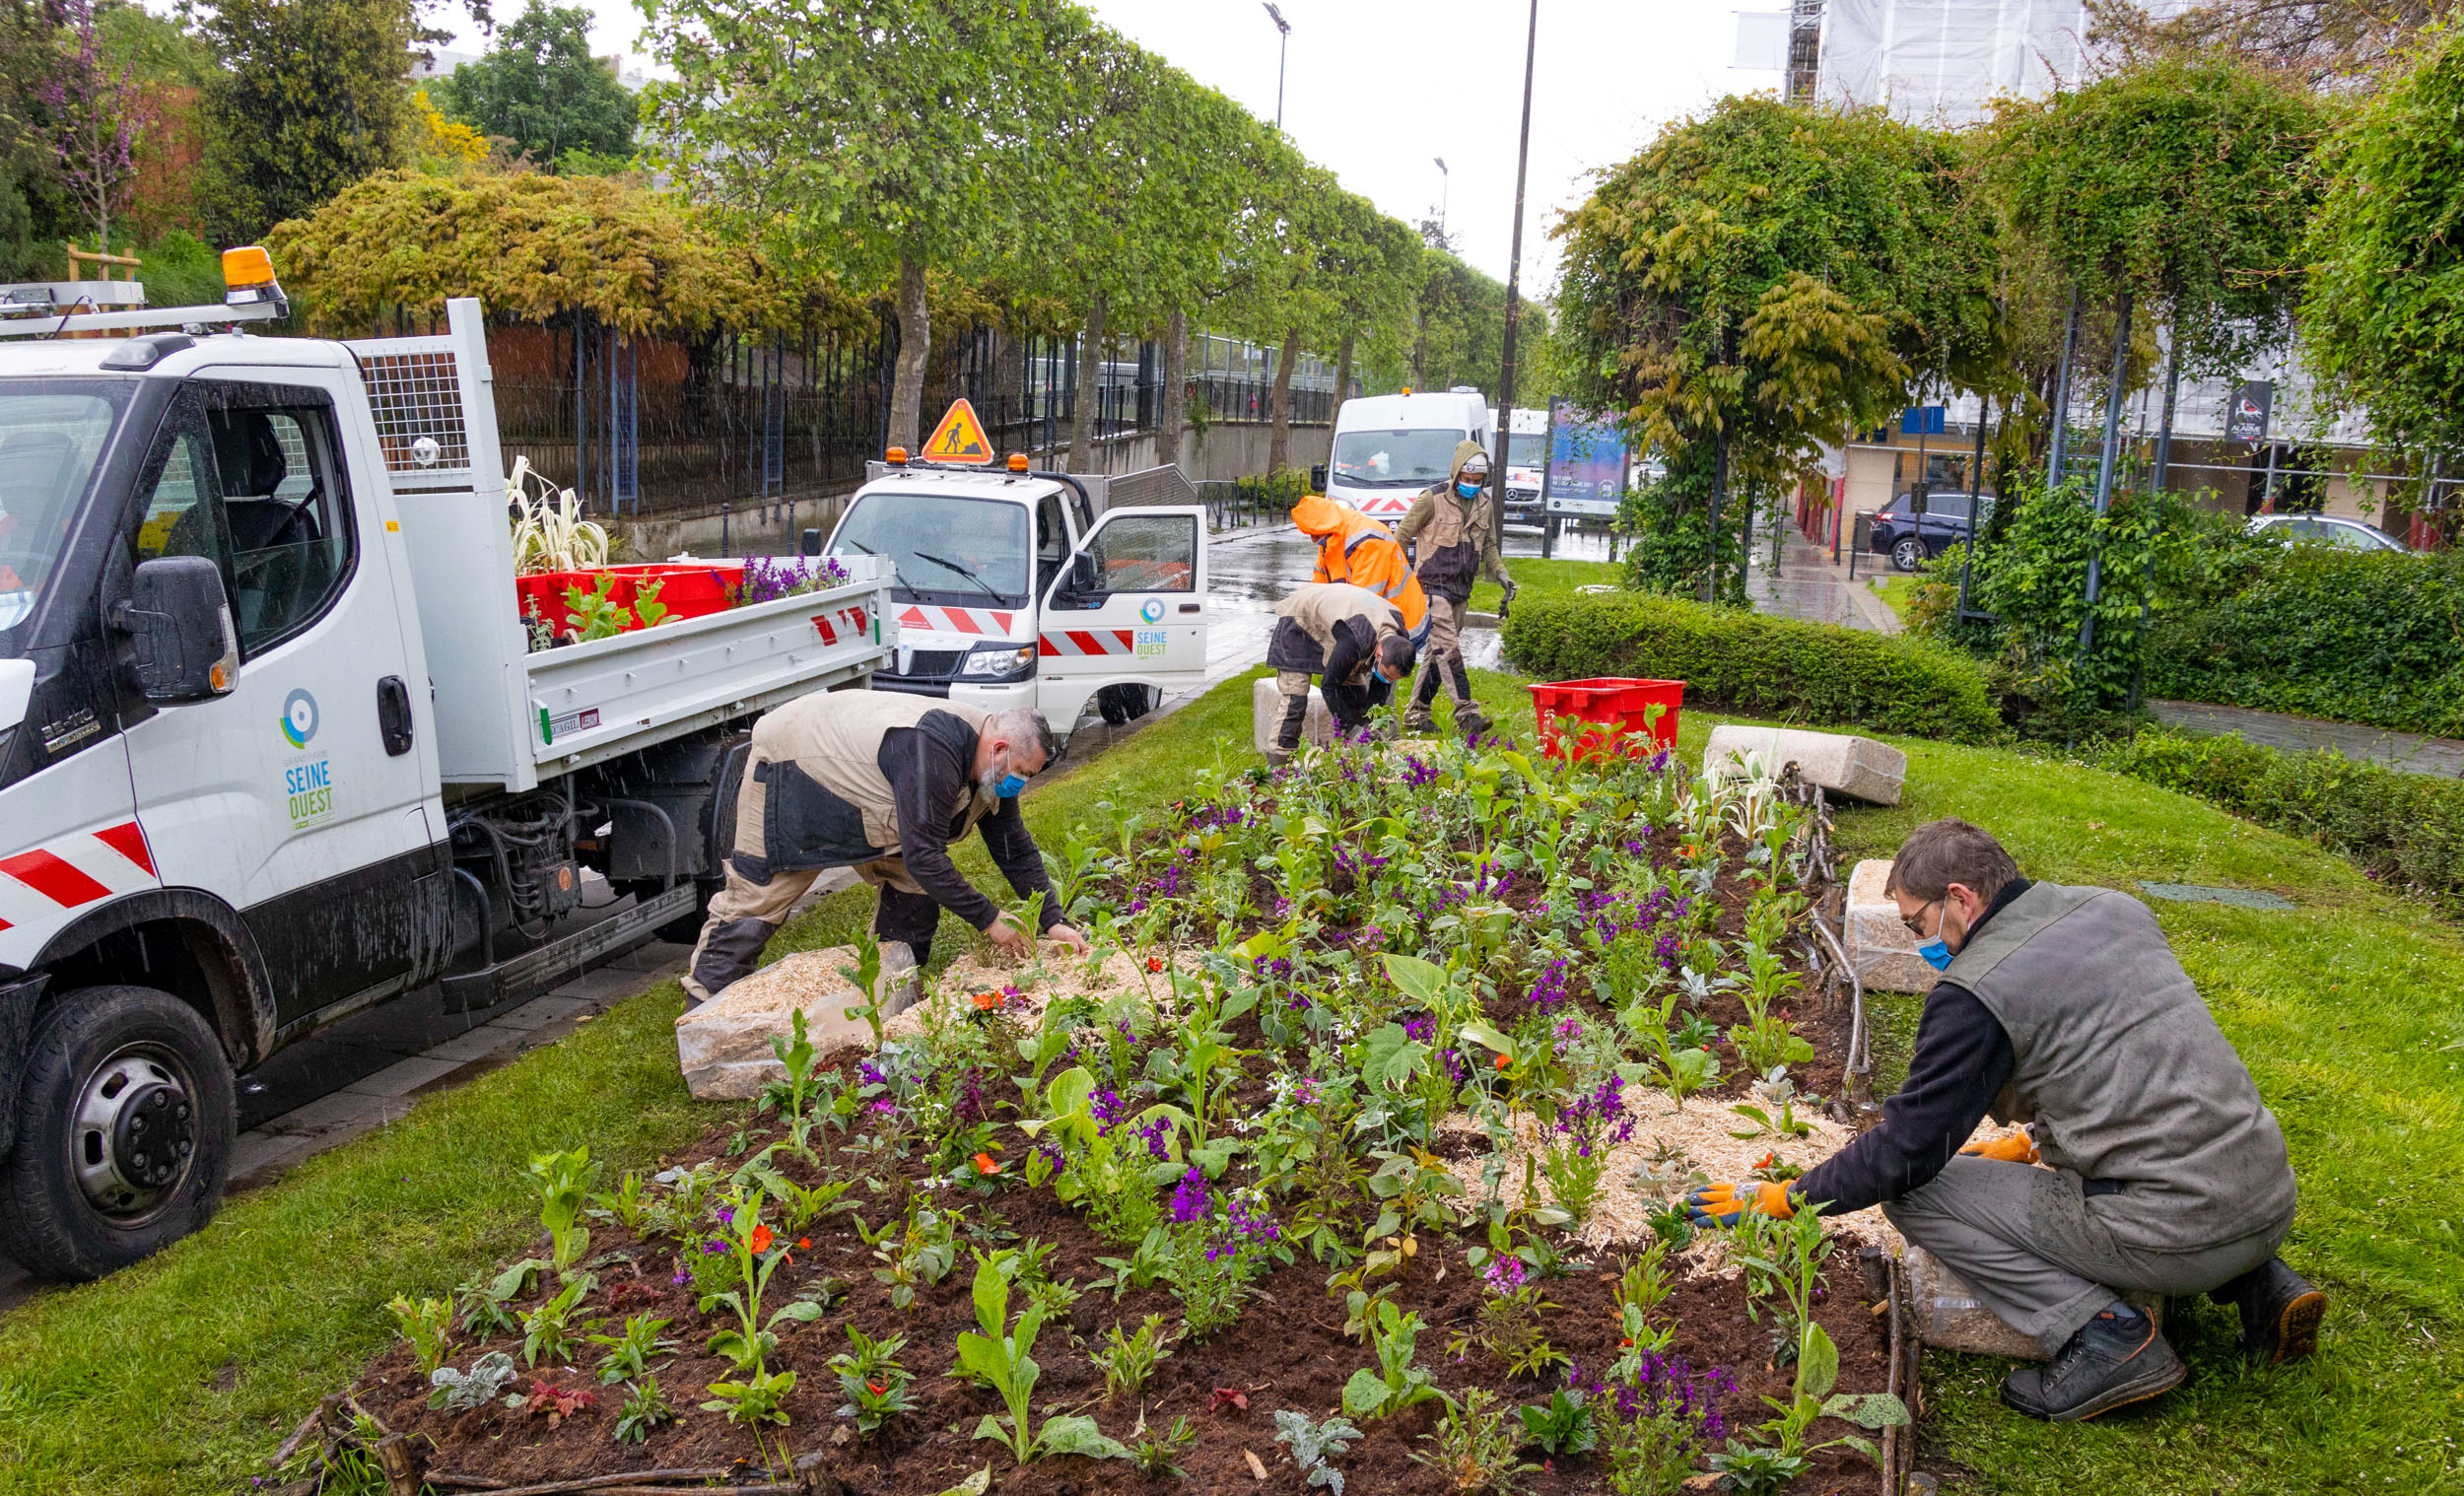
{"left": 831, "top": 491, "right": 1031, "bottom": 605}
{"left": 1333, "top": 428, "right": 1467, "bottom": 489}
{"left": 1505, "top": 433, "right": 1547, "bottom": 469}
{"left": 0, "top": 382, "right": 126, "bottom": 649}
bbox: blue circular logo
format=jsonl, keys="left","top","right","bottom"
{"left": 1139, "top": 598, "right": 1164, "bottom": 624}
{"left": 281, "top": 689, "right": 319, "bottom": 749}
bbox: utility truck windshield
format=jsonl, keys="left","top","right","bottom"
{"left": 830, "top": 491, "right": 1031, "bottom": 605}
{"left": 0, "top": 382, "right": 126, "bottom": 645}
{"left": 1333, "top": 428, "right": 1465, "bottom": 489}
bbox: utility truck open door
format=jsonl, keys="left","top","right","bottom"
{"left": 1034, "top": 506, "right": 1208, "bottom": 730}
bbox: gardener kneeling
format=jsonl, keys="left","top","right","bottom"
{"left": 1687, "top": 817, "right": 2325, "bottom": 1423}
{"left": 682, "top": 694, "right": 1089, "bottom": 1010}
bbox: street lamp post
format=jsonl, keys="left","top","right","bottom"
{"left": 1263, "top": 3, "right": 1290, "bottom": 128}
{"left": 1434, "top": 157, "right": 1449, "bottom": 241}
{"left": 1492, "top": 0, "right": 1539, "bottom": 544}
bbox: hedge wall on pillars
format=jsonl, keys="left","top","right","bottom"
{"left": 1500, "top": 591, "right": 2002, "bottom": 743}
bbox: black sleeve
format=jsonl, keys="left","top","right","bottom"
{"left": 878, "top": 727, "right": 1000, "bottom": 931}
{"left": 979, "top": 797, "right": 1062, "bottom": 930}
{"left": 1322, "top": 616, "right": 1369, "bottom": 685}
{"left": 1793, "top": 984, "right": 2015, "bottom": 1216}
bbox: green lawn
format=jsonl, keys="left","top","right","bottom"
{"left": 1468, "top": 556, "right": 1622, "bottom": 616}
{"left": 1, "top": 668, "right": 2454, "bottom": 1495}
{"left": 1872, "top": 573, "right": 1923, "bottom": 624}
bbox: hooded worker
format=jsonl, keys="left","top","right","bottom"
{"left": 1291, "top": 490, "right": 1429, "bottom": 644}
{"left": 682, "top": 695, "right": 1090, "bottom": 1011}
{"left": 1264, "top": 580, "right": 1417, "bottom": 763}
{"left": 1393, "top": 440, "right": 1513, "bottom": 740}
{"left": 1683, "top": 818, "right": 2322, "bottom": 1425}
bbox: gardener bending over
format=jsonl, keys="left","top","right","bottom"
{"left": 1265, "top": 580, "right": 1418, "bottom": 764}
{"left": 682, "top": 694, "right": 1088, "bottom": 1009}
{"left": 1687, "top": 817, "right": 2324, "bottom": 1423}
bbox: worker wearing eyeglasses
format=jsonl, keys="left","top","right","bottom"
{"left": 1686, "top": 817, "right": 2320, "bottom": 1424}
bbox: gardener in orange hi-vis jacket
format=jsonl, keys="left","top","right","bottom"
{"left": 1290, "top": 489, "right": 1428, "bottom": 645}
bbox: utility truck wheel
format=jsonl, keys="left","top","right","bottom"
{"left": 0, "top": 986, "right": 236, "bottom": 1281}
{"left": 1097, "top": 683, "right": 1156, "bottom": 724}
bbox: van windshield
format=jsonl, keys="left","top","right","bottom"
{"left": 1333, "top": 428, "right": 1466, "bottom": 489}
{"left": 0, "top": 381, "right": 128, "bottom": 653}
{"left": 1504, "top": 433, "right": 1547, "bottom": 469}
{"left": 830, "top": 491, "right": 1031, "bottom": 605}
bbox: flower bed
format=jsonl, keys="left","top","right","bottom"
{"left": 282, "top": 737, "right": 1906, "bottom": 1495}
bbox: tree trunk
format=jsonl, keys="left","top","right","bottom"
{"left": 1158, "top": 307, "right": 1187, "bottom": 469}
{"left": 1333, "top": 327, "right": 1356, "bottom": 417}
{"left": 1067, "top": 291, "right": 1107, "bottom": 471}
{"left": 1266, "top": 325, "right": 1300, "bottom": 475}
{"left": 886, "top": 254, "right": 931, "bottom": 452}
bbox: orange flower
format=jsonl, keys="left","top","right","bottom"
{"left": 1493, "top": 1053, "right": 1511, "bottom": 1070}
{"left": 1146, "top": 957, "right": 1165, "bottom": 974}
{"left": 1755, "top": 1151, "right": 1776, "bottom": 1172}
{"left": 748, "top": 1223, "right": 774, "bottom": 1254}
{"left": 974, "top": 1152, "right": 1001, "bottom": 1176}
{"left": 972, "top": 990, "right": 1001, "bottom": 1010}
{"left": 796, "top": 1237, "right": 812, "bottom": 1250}
{"left": 867, "top": 1381, "right": 887, "bottom": 1396}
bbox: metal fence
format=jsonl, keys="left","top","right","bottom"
{"left": 482, "top": 314, "right": 1350, "bottom": 519}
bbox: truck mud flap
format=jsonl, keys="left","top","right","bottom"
{"left": 440, "top": 883, "right": 697, "bottom": 1014}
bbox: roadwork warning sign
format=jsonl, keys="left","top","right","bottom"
{"left": 922, "top": 398, "right": 994, "bottom": 463}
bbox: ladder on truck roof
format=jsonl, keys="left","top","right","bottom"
{"left": 0, "top": 295, "right": 281, "bottom": 339}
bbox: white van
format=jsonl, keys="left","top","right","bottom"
{"left": 1500, "top": 406, "right": 1547, "bottom": 526}
{"left": 1321, "top": 388, "right": 1493, "bottom": 521}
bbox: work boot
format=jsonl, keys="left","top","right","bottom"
{"left": 1455, "top": 707, "right": 1492, "bottom": 745}
{"left": 1400, "top": 710, "right": 1436, "bottom": 736}
{"left": 2001, "top": 1305, "right": 2185, "bottom": 1422}
{"left": 2210, "top": 1257, "right": 2327, "bottom": 1364}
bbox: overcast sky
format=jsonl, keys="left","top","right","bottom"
{"left": 420, "top": 0, "right": 1779, "bottom": 293}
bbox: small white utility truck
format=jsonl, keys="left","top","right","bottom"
{"left": 0, "top": 256, "right": 895, "bottom": 1279}
{"left": 821, "top": 443, "right": 1211, "bottom": 731}
{"left": 1317, "top": 386, "right": 1493, "bottom": 522}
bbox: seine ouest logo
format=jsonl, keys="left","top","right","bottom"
{"left": 1139, "top": 597, "right": 1165, "bottom": 624}
{"left": 280, "top": 689, "right": 320, "bottom": 749}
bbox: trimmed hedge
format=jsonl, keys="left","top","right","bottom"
{"left": 1500, "top": 590, "right": 2002, "bottom": 743}
{"left": 2094, "top": 728, "right": 2464, "bottom": 911}
{"left": 2145, "top": 546, "right": 2464, "bottom": 737}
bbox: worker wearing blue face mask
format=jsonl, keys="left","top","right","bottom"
{"left": 1687, "top": 817, "right": 2319, "bottom": 1426}
{"left": 682, "top": 697, "right": 1090, "bottom": 1013}
{"left": 1265, "top": 580, "right": 1418, "bottom": 764}
{"left": 1395, "top": 440, "right": 1515, "bottom": 742}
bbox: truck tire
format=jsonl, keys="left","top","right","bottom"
{"left": 1097, "top": 683, "right": 1156, "bottom": 724}
{"left": 0, "top": 986, "right": 236, "bottom": 1281}
{"left": 653, "top": 878, "right": 724, "bottom": 945}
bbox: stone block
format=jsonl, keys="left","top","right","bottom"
{"left": 1251, "top": 675, "right": 1335, "bottom": 755}
{"left": 1906, "top": 1243, "right": 2161, "bottom": 1360}
{"left": 673, "top": 941, "right": 919, "bottom": 1100}
{"left": 1846, "top": 857, "right": 1939, "bottom": 994}
{"left": 1702, "top": 724, "right": 1906, "bottom": 806}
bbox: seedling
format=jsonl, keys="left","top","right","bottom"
{"left": 1091, "top": 1314, "right": 1175, "bottom": 1400}
{"left": 585, "top": 1314, "right": 676, "bottom": 1384}
{"left": 1129, "top": 1412, "right": 1198, "bottom": 1478}
{"left": 520, "top": 1277, "right": 597, "bottom": 1367}
{"left": 613, "top": 1376, "right": 676, "bottom": 1444}
{"left": 828, "top": 1326, "right": 914, "bottom": 1437}
{"left": 386, "top": 1294, "right": 454, "bottom": 1377}
{"left": 950, "top": 1252, "right": 1131, "bottom": 1464}
{"left": 528, "top": 1147, "right": 596, "bottom": 1271}
{"left": 429, "top": 1349, "right": 519, "bottom": 1411}
{"left": 1274, "top": 1409, "right": 1362, "bottom": 1494}
{"left": 1341, "top": 1301, "right": 1447, "bottom": 1419}
{"left": 1517, "top": 1388, "right": 1598, "bottom": 1456}
{"left": 1410, "top": 1388, "right": 1535, "bottom": 1494}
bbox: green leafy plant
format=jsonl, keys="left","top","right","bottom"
{"left": 562, "top": 574, "right": 633, "bottom": 642}
{"left": 456, "top": 1258, "right": 545, "bottom": 1336}
{"left": 1091, "top": 1314, "right": 1175, "bottom": 1401}
{"left": 1275, "top": 1409, "right": 1362, "bottom": 1494}
{"left": 836, "top": 940, "right": 887, "bottom": 1051}
{"left": 631, "top": 577, "right": 670, "bottom": 629}
{"left": 828, "top": 1326, "right": 914, "bottom": 1437}
{"left": 701, "top": 1364, "right": 797, "bottom": 1435}
{"left": 589, "top": 1170, "right": 651, "bottom": 1232}
{"left": 613, "top": 1376, "right": 676, "bottom": 1444}
{"left": 951, "top": 1251, "right": 1130, "bottom": 1465}
{"left": 699, "top": 1188, "right": 826, "bottom": 1374}
{"left": 385, "top": 1294, "right": 454, "bottom": 1377}
{"left": 1411, "top": 1387, "right": 1536, "bottom": 1494}
{"left": 520, "top": 1277, "right": 596, "bottom": 1367}
{"left": 429, "top": 1349, "right": 520, "bottom": 1411}
{"left": 1518, "top": 1388, "right": 1599, "bottom": 1457}
{"left": 586, "top": 1314, "right": 676, "bottom": 1384}
{"left": 1713, "top": 1320, "right": 1909, "bottom": 1489}
{"left": 864, "top": 1202, "right": 961, "bottom": 1310}
{"left": 528, "top": 1147, "right": 597, "bottom": 1271}
{"left": 1449, "top": 1275, "right": 1570, "bottom": 1382}
{"left": 1130, "top": 1412, "right": 1198, "bottom": 1478}
{"left": 1342, "top": 1301, "right": 1448, "bottom": 1419}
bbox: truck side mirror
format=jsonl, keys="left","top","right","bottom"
{"left": 800, "top": 527, "right": 822, "bottom": 558}
{"left": 1067, "top": 553, "right": 1101, "bottom": 596}
{"left": 1309, "top": 463, "right": 1327, "bottom": 495}
{"left": 114, "top": 556, "right": 240, "bottom": 702}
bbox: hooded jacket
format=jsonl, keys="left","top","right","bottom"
{"left": 1394, "top": 439, "right": 1510, "bottom": 604}
{"left": 1267, "top": 581, "right": 1407, "bottom": 687}
{"left": 1292, "top": 492, "right": 1429, "bottom": 640}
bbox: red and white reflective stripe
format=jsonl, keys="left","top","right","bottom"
{"left": 809, "top": 604, "right": 870, "bottom": 646}
{"left": 894, "top": 603, "right": 1016, "bottom": 636}
{"left": 1037, "top": 630, "right": 1136, "bottom": 658}
{"left": 0, "top": 819, "right": 160, "bottom": 932}
{"left": 1355, "top": 495, "right": 1411, "bottom": 518}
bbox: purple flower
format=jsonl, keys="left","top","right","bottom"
{"left": 1169, "top": 1166, "right": 1210, "bottom": 1224}
{"left": 672, "top": 1266, "right": 690, "bottom": 1285}
{"left": 1090, "top": 1087, "right": 1128, "bottom": 1133}
{"left": 1483, "top": 1255, "right": 1527, "bottom": 1293}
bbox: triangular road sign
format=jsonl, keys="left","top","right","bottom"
{"left": 922, "top": 398, "right": 994, "bottom": 464}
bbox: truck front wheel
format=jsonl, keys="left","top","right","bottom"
{"left": 1097, "top": 683, "right": 1157, "bottom": 724}
{"left": 0, "top": 986, "right": 236, "bottom": 1281}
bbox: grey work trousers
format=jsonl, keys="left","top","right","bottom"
{"left": 1404, "top": 593, "right": 1480, "bottom": 729}
{"left": 1882, "top": 1155, "right": 2290, "bottom": 1356}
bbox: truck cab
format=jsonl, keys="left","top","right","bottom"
{"left": 1323, "top": 388, "right": 1493, "bottom": 522}
{"left": 823, "top": 456, "right": 1209, "bottom": 735}
{"left": 1500, "top": 407, "right": 1547, "bottom": 526}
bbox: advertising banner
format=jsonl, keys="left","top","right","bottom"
{"left": 1545, "top": 401, "right": 1629, "bottom": 517}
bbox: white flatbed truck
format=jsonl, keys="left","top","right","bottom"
{"left": 0, "top": 261, "right": 894, "bottom": 1279}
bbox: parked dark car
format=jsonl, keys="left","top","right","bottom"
{"left": 1870, "top": 489, "right": 1989, "bottom": 572}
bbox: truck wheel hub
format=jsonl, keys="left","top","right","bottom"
{"left": 73, "top": 1051, "right": 197, "bottom": 1215}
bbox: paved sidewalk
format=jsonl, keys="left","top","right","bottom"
{"left": 1745, "top": 530, "right": 1901, "bottom": 633}
{"left": 2148, "top": 700, "right": 2464, "bottom": 778}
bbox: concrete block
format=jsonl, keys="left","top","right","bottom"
{"left": 1906, "top": 1244, "right": 2161, "bottom": 1360}
{"left": 1846, "top": 857, "right": 1940, "bottom": 994}
{"left": 672, "top": 941, "right": 918, "bottom": 1100}
{"left": 1702, "top": 724, "right": 1906, "bottom": 806}
{"left": 1251, "top": 676, "right": 1335, "bottom": 755}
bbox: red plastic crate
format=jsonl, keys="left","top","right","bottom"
{"left": 1527, "top": 677, "right": 1684, "bottom": 761}
{"left": 513, "top": 563, "right": 747, "bottom": 636}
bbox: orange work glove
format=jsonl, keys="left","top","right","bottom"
{"left": 1961, "top": 1131, "right": 2039, "bottom": 1165}
{"left": 1685, "top": 1180, "right": 1796, "bottom": 1228}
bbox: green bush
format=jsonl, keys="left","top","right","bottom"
{"left": 2093, "top": 728, "right": 2464, "bottom": 910}
{"left": 1499, "top": 589, "right": 2001, "bottom": 742}
{"left": 2145, "top": 546, "right": 2464, "bottom": 737}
